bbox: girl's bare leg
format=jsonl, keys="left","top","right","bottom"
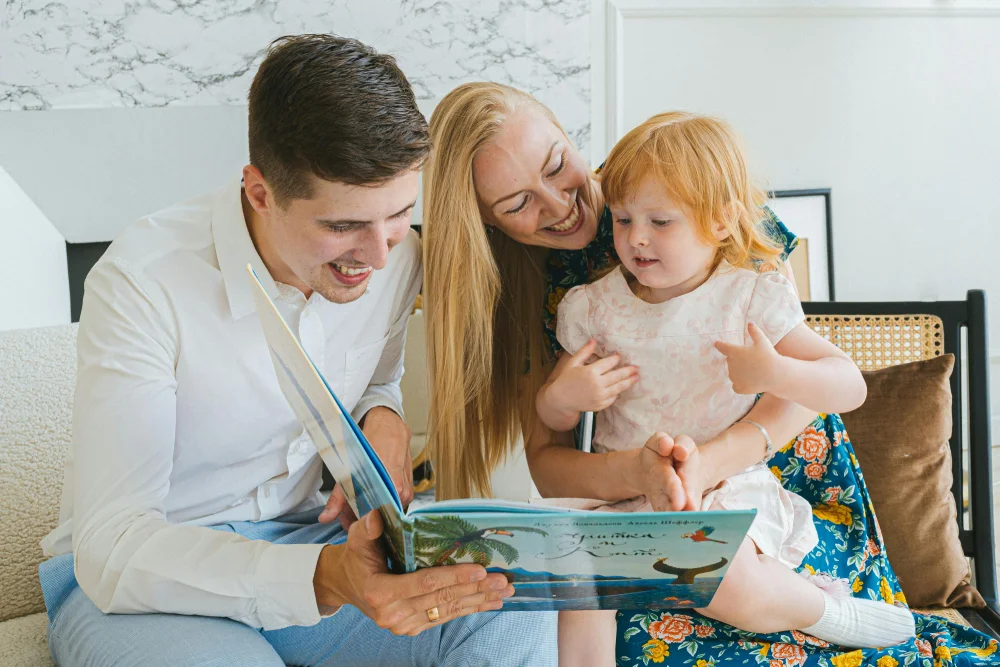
{"left": 697, "top": 536, "right": 914, "bottom": 647}
{"left": 696, "top": 537, "right": 824, "bottom": 632}
{"left": 558, "top": 609, "right": 617, "bottom": 666}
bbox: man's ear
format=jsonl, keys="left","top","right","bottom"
{"left": 242, "top": 164, "right": 275, "bottom": 216}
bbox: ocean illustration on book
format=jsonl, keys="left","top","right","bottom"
{"left": 247, "top": 264, "right": 756, "bottom": 611}
{"left": 409, "top": 512, "right": 741, "bottom": 611}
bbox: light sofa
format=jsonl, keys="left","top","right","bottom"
{"left": 0, "top": 311, "right": 437, "bottom": 667}
{"left": 0, "top": 323, "right": 76, "bottom": 667}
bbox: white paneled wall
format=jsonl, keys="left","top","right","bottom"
{"left": 0, "top": 167, "right": 69, "bottom": 330}
{"left": 591, "top": 0, "right": 1000, "bottom": 437}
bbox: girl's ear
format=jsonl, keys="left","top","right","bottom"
{"left": 712, "top": 219, "right": 732, "bottom": 241}
{"left": 712, "top": 200, "right": 740, "bottom": 241}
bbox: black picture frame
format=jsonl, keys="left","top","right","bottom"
{"left": 768, "top": 188, "right": 835, "bottom": 301}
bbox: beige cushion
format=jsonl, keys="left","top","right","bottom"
{"left": 0, "top": 324, "right": 77, "bottom": 622}
{"left": 0, "top": 613, "right": 53, "bottom": 667}
{"left": 840, "top": 355, "right": 984, "bottom": 609}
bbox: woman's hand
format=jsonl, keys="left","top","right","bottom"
{"left": 626, "top": 432, "right": 699, "bottom": 512}
{"left": 672, "top": 438, "right": 709, "bottom": 511}
{"left": 536, "top": 339, "right": 638, "bottom": 432}
{"left": 314, "top": 511, "right": 515, "bottom": 637}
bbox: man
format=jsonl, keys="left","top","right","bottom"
{"left": 38, "top": 34, "right": 556, "bottom": 666}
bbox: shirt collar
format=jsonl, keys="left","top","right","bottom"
{"left": 211, "top": 177, "right": 280, "bottom": 321}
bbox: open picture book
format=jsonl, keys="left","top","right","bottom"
{"left": 247, "top": 265, "right": 756, "bottom": 611}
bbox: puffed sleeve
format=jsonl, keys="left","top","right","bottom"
{"left": 555, "top": 284, "right": 592, "bottom": 355}
{"left": 745, "top": 272, "right": 805, "bottom": 345}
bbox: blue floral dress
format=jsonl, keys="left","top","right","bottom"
{"left": 542, "top": 207, "right": 998, "bottom": 666}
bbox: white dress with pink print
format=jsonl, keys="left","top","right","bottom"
{"left": 556, "top": 263, "right": 818, "bottom": 568}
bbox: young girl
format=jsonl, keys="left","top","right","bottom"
{"left": 533, "top": 112, "right": 916, "bottom": 665}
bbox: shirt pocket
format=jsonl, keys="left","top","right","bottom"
{"left": 343, "top": 334, "right": 390, "bottom": 408}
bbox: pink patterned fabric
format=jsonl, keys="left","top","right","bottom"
{"left": 556, "top": 264, "right": 817, "bottom": 567}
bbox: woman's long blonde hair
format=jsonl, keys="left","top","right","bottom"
{"left": 422, "top": 83, "right": 561, "bottom": 500}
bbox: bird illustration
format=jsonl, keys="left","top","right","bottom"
{"left": 483, "top": 529, "right": 515, "bottom": 537}
{"left": 681, "top": 526, "right": 727, "bottom": 544}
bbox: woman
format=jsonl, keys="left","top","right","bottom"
{"left": 421, "top": 82, "right": 996, "bottom": 664}
{"left": 424, "top": 82, "right": 810, "bottom": 502}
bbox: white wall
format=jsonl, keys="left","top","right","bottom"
{"left": 0, "top": 167, "right": 70, "bottom": 330}
{"left": 592, "top": 0, "right": 1000, "bottom": 438}
{"left": 0, "top": 107, "right": 251, "bottom": 243}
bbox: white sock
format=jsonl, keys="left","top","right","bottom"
{"left": 800, "top": 591, "right": 916, "bottom": 648}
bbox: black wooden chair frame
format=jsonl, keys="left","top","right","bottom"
{"left": 804, "top": 291, "right": 999, "bottom": 637}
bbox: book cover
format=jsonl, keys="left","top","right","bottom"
{"left": 247, "top": 265, "right": 755, "bottom": 611}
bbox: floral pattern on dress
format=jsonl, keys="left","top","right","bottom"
{"left": 614, "top": 414, "right": 998, "bottom": 666}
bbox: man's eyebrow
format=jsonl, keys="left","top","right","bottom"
{"left": 316, "top": 200, "right": 417, "bottom": 226}
{"left": 316, "top": 218, "right": 369, "bottom": 227}
{"left": 390, "top": 200, "right": 417, "bottom": 218}
{"left": 489, "top": 141, "right": 559, "bottom": 209}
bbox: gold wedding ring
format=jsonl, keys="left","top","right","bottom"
{"left": 426, "top": 606, "right": 440, "bottom": 622}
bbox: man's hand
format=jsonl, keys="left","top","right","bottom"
{"left": 714, "top": 322, "right": 782, "bottom": 395}
{"left": 314, "top": 511, "right": 514, "bottom": 637}
{"left": 319, "top": 406, "right": 413, "bottom": 529}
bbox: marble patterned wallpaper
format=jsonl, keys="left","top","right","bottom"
{"left": 0, "top": 0, "right": 591, "bottom": 152}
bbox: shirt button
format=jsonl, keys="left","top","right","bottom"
{"left": 262, "top": 488, "right": 270, "bottom": 498}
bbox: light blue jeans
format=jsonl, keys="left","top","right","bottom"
{"left": 40, "top": 509, "right": 557, "bottom": 666}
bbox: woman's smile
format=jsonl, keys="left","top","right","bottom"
{"left": 543, "top": 193, "right": 583, "bottom": 235}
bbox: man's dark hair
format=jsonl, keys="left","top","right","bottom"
{"left": 248, "top": 34, "right": 430, "bottom": 204}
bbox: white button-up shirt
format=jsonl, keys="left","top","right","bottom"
{"left": 40, "top": 178, "right": 422, "bottom": 630}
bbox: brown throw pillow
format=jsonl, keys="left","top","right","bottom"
{"left": 840, "top": 354, "right": 985, "bottom": 608}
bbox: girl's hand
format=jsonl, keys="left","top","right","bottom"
{"left": 537, "top": 339, "right": 638, "bottom": 431}
{"left": 630, "top": 432, "right": 690, "bottom": 512}
{"left": 714, "top": 322, "right": 782, "bottom": 395}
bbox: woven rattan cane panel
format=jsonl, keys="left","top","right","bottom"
{"left": 804, "top": 314, "right": 944, "bottom": 371}
{"left": 913, "top": 608, "right": 972, "bottom": 628}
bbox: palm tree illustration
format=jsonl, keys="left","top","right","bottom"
{"left": 414, "top": 516, "right": 548, "bottom": 567}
